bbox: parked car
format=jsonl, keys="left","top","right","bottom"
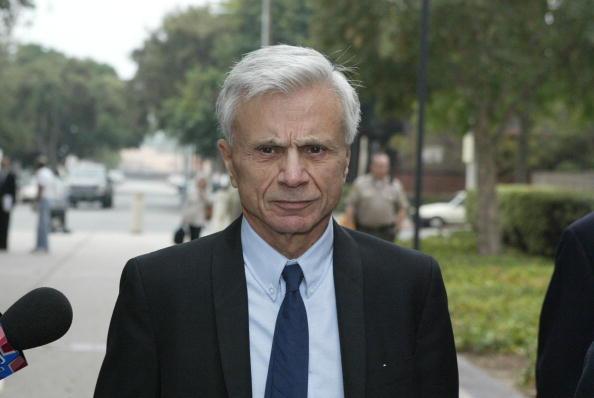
{"left": 419, "top": 190, "right": 467, "bottom": 228}
{"left": 18, "top": 174, "right": 37, "bottom": 203}
{"left": 108, "top": 169, "right": 125, "bottom": 184}
{"left": 66, "top": 164, "right": 113, "bottom": 208}
{"left": 167, "top": 173, "right": 186, "bottom": 194}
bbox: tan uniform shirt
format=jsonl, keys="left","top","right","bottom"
{"left": 347, "top": 174, "right": 409, "bottom": 228}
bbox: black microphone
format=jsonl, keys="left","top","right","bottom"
{"left": 575, "top": 341, "right": 594, "bottom": 398}
{"left": 0, "top": 287, "right": 73, "bottom": 380}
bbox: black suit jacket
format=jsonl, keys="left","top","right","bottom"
{"left": 537, "top": 212, "right": 594, "bottom": 398}
{"left": 95, "top": 218, "right": 458, "bottom": 397}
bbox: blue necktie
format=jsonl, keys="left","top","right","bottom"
{"left": 264, "top": 263, "right": 309, "bottom": 398}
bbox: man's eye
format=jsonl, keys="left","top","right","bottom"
{"left": 307, "top": 145, "right": 325, "bottom": 154}
{"left": 258, "top": 146, "right": 275, "bottom": 154}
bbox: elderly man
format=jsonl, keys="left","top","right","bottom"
{"left": 95, "top": 45, "right": 458, "bottom": 398}
{"left": 345, "top": 152, "right": 409, "bottom": 242}
{"left": 32, "top": 156, "right": 55, "bottom": 253}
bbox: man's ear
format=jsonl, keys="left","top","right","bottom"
{"left": 343, "top": 147, "right": 351, "bottom": 181}
{"left": 217, "top": 139, "right": 238, "bottom": 188}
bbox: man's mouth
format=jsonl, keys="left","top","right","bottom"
{"left": 272, "top": 200, "right": 314, "bottom": 211}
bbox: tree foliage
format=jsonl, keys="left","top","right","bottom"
{"left": 162, "top": 67, "right": 225, "bottom": 157}
{"left": 426, "top": 0, "right": 593, "bottom": 253}
{"left": 129, "top": 6, "right": 235, "bottom": 156}
{"left": 0, "top": 44, "right": 143, "bottom": 165}
{"left": 130, "top": 0, "right": 312, "bottom": 157}
{"left": 0, "top": 0, "right": 33, "bottom": 36}
{"left": 311, "top": 0, "right": 418, "bottom": 118}
{"left": 311, "top": 0, "right": 594, "bottom": 254}
{"left": 3, "top": 0, "right": 587, "bottom": 255}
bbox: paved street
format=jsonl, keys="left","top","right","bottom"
{"left": 0, "top": 179, "right": 526, "bottom": 397}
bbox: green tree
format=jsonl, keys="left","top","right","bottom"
{"left": 0, "top": 0, "right": 34, "bottom": 155}
{"left": 427, "top": 0, "right": 593, "bottom": 254}
{"left": 161, "top": 67, "right": 224, "bottom": 157}
{"left": 312, "top": 0, "right": 594, "bottom": 254}
{"left": 5, "top": 44, "right": 142, "bottom": 165}
{"left": 130, "top": 6, "right": 232, "bottom": 133}
{"left": 310, "top": 0, "right": 418, "bottom": 119}
{"left": 529, "top": 102, "right": 594, "bottom": 171}
{"left": 0, "top": 0, "right": 33, "bottom": 36}
{"left": 224, "top": 0, "right": 312, "bottom": 51}
{"left": 130, "top": 0, "right": 313, "bottom": 158}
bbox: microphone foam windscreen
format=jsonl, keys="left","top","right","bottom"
{"left": 1, "top": 287, "right": 73, "bottom": 350}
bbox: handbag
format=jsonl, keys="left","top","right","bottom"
{"left": 173, "top": 226, "right": 186, "bottom": 244}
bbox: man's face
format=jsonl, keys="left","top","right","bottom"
{"left": 197, "top": 177, "right": 207, "bottom": 191}
{"left": 370, "top": 155, "right": 390, "bottom": 179}
{"left": 218, "top": 84, "right": 350, "bottom": 242}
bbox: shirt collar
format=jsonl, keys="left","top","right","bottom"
{"left": 372, "top": 175, "right": 389, "bottom": 183}
{"left": 241, "top": 217, "right": 334, "bottom": 302}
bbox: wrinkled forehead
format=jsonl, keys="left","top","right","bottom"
{"left": 372, "top": 154, "right": 390, "bottom": 166}
{"left": 230, "top": 84, "right": 345, "bottom": 141}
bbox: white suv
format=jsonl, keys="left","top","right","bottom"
{"left": 66, "top": 164, "right": 113, "bottom": 208}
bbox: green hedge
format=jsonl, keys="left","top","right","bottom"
{"left": 420, "top": 231, "right": 553, "bottom": 389}
{"left": 467, "top": 185, "right": 594, "bottom": 256}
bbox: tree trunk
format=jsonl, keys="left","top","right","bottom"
{"left": 515, "top": 112, "right": 531, "bottom": 183}
{"left": 475, "top": 115, "right": 502, "bottom": 255}
{"left": 46, "top": 112, "right": 59, "bottom": 169}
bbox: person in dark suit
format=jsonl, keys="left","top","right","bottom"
{"left": 95, "top": 45, "right": 458, "bottom": 398}
{"left": 537, "top": 212, "right": 594, "bottom": 398}
{"left": 0, "top": 156, "right": 17, "bottom": 250}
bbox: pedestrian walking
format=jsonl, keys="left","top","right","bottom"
{"left": 32, "top": 156, "right": 55, "bottom": 253}
{"left": 344, "top": 152, "right": 409, "bottom": 242}
{"left": 0, "top": 156, "right": 17, "bottom": 250}
{"left": 200, "top": 176, "right": 242, "bottom": 237}
{"left": 179, "top": 175, "right": 212, "bottom": 241}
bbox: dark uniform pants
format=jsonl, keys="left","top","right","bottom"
{"left": 356, "top": 223, "right": 396, "bottom": 242}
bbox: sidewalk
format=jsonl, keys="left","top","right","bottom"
{"left": 459, "top": 356, "right": 526, "bottom": 398}
{"left": 0, "top": 229, "right": 527, "bottom": 397}
{"left": 0, "top": 230, "right": 171, "bottom": 398}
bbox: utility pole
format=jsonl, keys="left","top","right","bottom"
{"left": 261, "top": 0, "right": 271, "bottom": 47}
{"left": 413, "top": 0, "right": 431, "bottom": 251}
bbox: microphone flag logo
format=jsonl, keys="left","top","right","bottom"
{"left": 0, "top": 323, "right": 27, "bottom": 380}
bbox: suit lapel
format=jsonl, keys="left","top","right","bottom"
{"left": 211, "top": 218, "right": 367, "bottom": 397}
{"left": 333, "top": 222, "right": 367, "bottom": 398}
{"left": 212, "top": 217, "right": 252, "bottom": 398}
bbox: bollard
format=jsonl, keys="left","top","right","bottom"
{"left": 131, "top": 192, "right": 144, "bottom": 234}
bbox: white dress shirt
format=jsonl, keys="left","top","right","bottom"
{"left": 241, "top": 217, "right": 344, "bottom": 398}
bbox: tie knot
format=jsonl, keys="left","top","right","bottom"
{"left": 282, "top": 264, "right": 304, "bottom": 292}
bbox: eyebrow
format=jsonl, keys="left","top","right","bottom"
{"left": 251, "top": 138, "right": 285, "bottom": 147}
{"left": 294, "top": 136, "right": 335, "bottom": 146}
{"left": 251, "top": 136, "right": 337, "bottom": 147}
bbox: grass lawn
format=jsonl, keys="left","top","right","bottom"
{"left": 410, "top": 230, "right": 554, "bottom": 391}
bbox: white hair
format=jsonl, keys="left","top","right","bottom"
{"left": 216, "top": 45, "right": 361, "bottom": 145}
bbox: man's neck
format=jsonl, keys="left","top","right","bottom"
{"left": 243, "top": 214, "right": 331, "bottom": 259}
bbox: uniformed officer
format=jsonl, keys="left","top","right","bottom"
{"left": 345, "top": 153, "right": 409, "bottom": 241}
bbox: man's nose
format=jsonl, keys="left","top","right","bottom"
{"left": 278, "top": 150, "right": 309, "bottom": 187}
